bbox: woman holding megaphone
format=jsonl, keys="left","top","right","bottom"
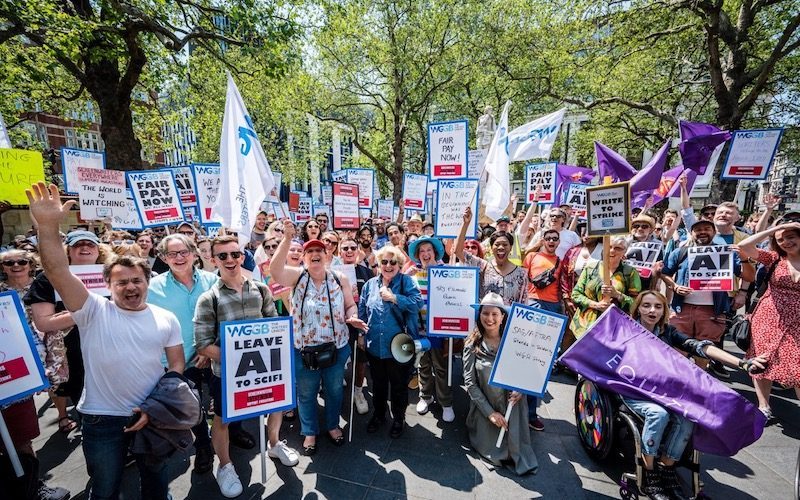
{"left": 358, "top": 245, "right": 422, "bottom": 438}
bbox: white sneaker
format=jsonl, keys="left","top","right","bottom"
{"left": 267, "top": 439, "right": 299, "bottom": 467}
{"left": 416, "top": 397, "right": 432, "bottom": 415}
{"left": 442, "top": 406, "right": 455, "bottom": 422}
{"left": 354, "top": 388, "right": 369, "bottom": 415}
{"left": 216, "top": 463, "right": 243, "bottom": 498}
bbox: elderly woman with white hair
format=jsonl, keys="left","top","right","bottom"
{"left": 569, "top": 236, "right": 641, "bottom": 337}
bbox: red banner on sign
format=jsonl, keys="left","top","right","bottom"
{"left": 727, "top": 166, "right": 764, "bottom": 177}
{"left": 145, "top": 208, "right": 180, "bottom": 220}
{"left": 688, "top": 279, "right": 734, "bottom": 291}
{"left": 289, "top": 192, "right": 300, "bottom": 211}
{"left": 0, "top": 357, "right": 31, "bottom": 385}
{"left": 433, "top": 317, "right": 469, "bottom": 332}
{"left": 233, "top": 384, "right": 286, "bottom": 410}
{"left": 433, "top": 164, "right": 463, "bottom": 177}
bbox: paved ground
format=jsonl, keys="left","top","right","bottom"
{"left": 33, "top": 341, "right": 799, "bottom": 499}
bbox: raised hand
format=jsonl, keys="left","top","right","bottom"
{"left": 26, "top": 183, "right": 75, "bottom": 228}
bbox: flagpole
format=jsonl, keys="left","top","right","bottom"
{"left": 602, "top": 176, "right": 612, "bottom": 287}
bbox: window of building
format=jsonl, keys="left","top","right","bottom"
{"left": 65, "top": 128, "right": 104, "bottom": 151}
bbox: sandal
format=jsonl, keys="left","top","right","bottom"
{"left": 58, "top": 417, "right": 77, "bottom": 433}
{"left": 284, "top": 410, "right": 296, "bottom": 422}
{"left": 327, "top": 428, "right": 345, "bottom": 447}
{"left": 302, "top": 438, "right": 317, "bottom": 456}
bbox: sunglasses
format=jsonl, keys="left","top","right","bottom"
{"left": 544, "top": 236, "right": 560, "bottom": 242}
{"left": 165, "top": 250, "right": 192, "bottom": 259}
{"left": 306, "top": 224, "right": 319, "bottom": 229}
{"left": 178, "top": 231, "right": 195, "bottom": 236}
{"left": 701, "top": 211, "right": 716, "bottom": 217}
{"left": 2, "top": 259, "right": 30, "bottom": 267}
{"left": 632, "top": 224, "right": 651, "bottom": 229}
{"left": 465, "top": 243, "right": 480, "bottom": 248}
{"left": 341, "top": 245, "right": 358, "bottom": 251}
{"left": 263, "top": 243, "right": 278, "bottom": 250}
{"left": 380, "top": 259, "right": 398, "bottom": 266}
{"left": 112, "top": 239, "right": 135, "bottom": 245}
{"left": 323, "top": 238, "right": 339, "bottom": 245}
{"left": 215, "top": 251, "right": 243, "bottom": 260}
{"left": 273, "top": 227, "right": 284, "bottom": 233}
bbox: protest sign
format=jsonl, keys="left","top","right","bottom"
{"left": 565, "top": 183, "right": 588, "bottom": 217}
{"left": 332, "top": 182, "right": 360, "bottom": 229}
{"left": 525, "top": 162, "right": 557, "bottom": 204}
{"left": 434, "top": 179, "right": 479, "bottom": 238}
{"left": 402, "top": 173, "right": 428, "bottom": 211}
{"left": 288, "top": 192, "right": 300, "bottom": 212}
{"left": 220, "top": 317, "right": 295, "bottom": 423}
{"left": 0, "top": 291, "right": 49, "bottom": 406}
{"left": 687, "top": 245, "right": 735, "bottom": 291}
{"left": 207, "top": 225, "right": 222, "bottom": 238}
{"left": 296, "top": 196, "right": 312, "bottom": 223}
{"left": 426, "top": 266, "right": 479, "bottom": 337}
{"left": 376, "top": 199, "right": 394, "bottom": 220}
{"left": 60, "top": 147, "right": 105, "bottom": 195}
{"left": 721, "top": 128, "right": 784, "bottom": 180}
{"left": 0, "top": 149, "right": 46, "bottom": 205}
{"left": 112, "top": 189, "right": 144, "bottom": 231}
{"left": 346, "top": 168, "right": 375, "bottom": 208}
{"left": 126, "top": 170, "right": 184, "bottom": 227}
{"left": 393, "top": 206, "right": 400, "bottom": 221}
{"left": 183, "top": 205, "right": 199, "bottom": 222}
{"left": 428, "top": 120, "right": 469, "bottom": 180}
{"left": 191, "top": 163, "right": 221, "bottom": 224}
{"left": 489, "top": 303, "right": 568, "bottom": 397}
{"left": 312, "top": 204, "right": 330, "bottom": 219}
{"left": 331, "top": 170, "right": 348, "bottom": 183}
{"left": 586, "top": 182, "right": 630, "bottom": 237}
{"left": 625, "top": 240, "right": 663, "bottom": 278}
{"left": 322, "top": 185, "right": 333, "bottom": 206}
{"left": 331, "top": 264, "right": 358, "bottom": 301}
{"left": 468, "top": 149, "right": 488, "bottom": 179}
{"left": 267, "top": 172, "right": 282, "bottom": 203}
{"left": 54, "top": 265, "right": 110, "bottom": 302}
{"left": 76, "top": 168, "right": 127, "bottom": 221}
{"left": 359, "top": 208, "right": 371, "bottom": 220}
{"left": 172, "top": 166, "right": 198, "bottom": 207}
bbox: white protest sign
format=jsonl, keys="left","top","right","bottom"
{"left": 322, "top": 185, "right": 333, "bottom": 206}
{"left": 393, "top": 206, "right": 400, "bottom": 221}
{"left": 359, "top": 208, "right": 371, "bottom": 220}
{"left": 332, "top": 182, "right": 360, "bottom": 229}
{"left": 402, "top": 173, "right": 428, "bottom": 211}
{"left": 331, "top": 264, "right": 358, "bottom": 301}
{"left": 76, "top": 167, "right": 127, "bottom": 221}
{"left": 267, "top": 171, "right": 282, "bottom": 203}
{"left": 468, "top": 149, "right": 488, "bottom": 179}
{"left": 687, "top": 245, "right": 735, "bottom": 291}
{"left": 331, "top": 170, "right": 348, "bottom": 183}
{"left": 220, "top": 317, "right": 295, "bottom": 423}
{"left": 0, "top": 291, "right": 49, "bottom": 406}
{"left": 625, "top": 241, "right": 663, "bottom": 279}
{"left": 346, "top": 168, "right": 375, "bottom": 209}
{"left": 191, "top": 163, "right": 221, "bottom": 225}
{"left": 172, "top": 166, "right": 198, "bottom": 207}
{"left": 126, "top": 169, "right": 184, "bottom": 227}
{"left": 434, "top": 179, "right": 479, "bottom": 238}
{"left": 426, "top": 266, "right": 479, "bottom": 337}
{"left": 377, "top": 199, "right": 394, "bottom": 220}
{"left": 565, "top": 183, "right": 588, "bottom": 218}
{"left": 183, "top": 205, "right": 199, "bottom": 222}
{"left": 525, "top": 162, "right": 557, "bottom": 204}
{"left": 296, "top": 196, "right": 312, "bottom": 223}
{"left": 721, "top": 128, "right": 783, "bottom": 180}
{"left": 489, "top": 303, "right": 568, "bottom": 397}
{"left": 586, "top": 182, "right": 630, "bottom": 237}
{"left": 428, "top": 120, "right": 468, "bottom": 180}
{"left": 60, "top": 147, "right": 105, "bottom": 195}
{"left": 312, "top": 204, "right": 330, "bottom": 219}
{"left": 54, "top": 265, "right": 110, "bottom": 302}
{"left": 112, "top": 189, "right": 144, "bottom": 231}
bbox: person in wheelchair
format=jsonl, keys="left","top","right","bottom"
{"left": 627, "top": 291, "right": 767, "bottom": 500}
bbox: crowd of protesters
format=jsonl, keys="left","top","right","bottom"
{"left": 0, "top": 179, "right": 798, "bottom": 500}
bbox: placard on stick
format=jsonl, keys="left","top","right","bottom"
{"left": 687, "top": 245, "right": 734, "bottom": 291}
{"left": 488, "top": 303, "right": 568, "bottom": 397}
{"left": 426, "top": 266, "right": 479, "bottom": 337}
{"left": 60, "top": 147, "right": 105, "bottom": 195}
{"left": 332, "top": 182, "right": 360, "bottom": 229}
{"left": 77, "top": 168, "right": 127, "bottom": 221}
{"left": 191, "top": 163, "right": 221, "bottom": 224}
{"left": 586, "top": 182, "right": 630, "bottom": 237}
{"left": 721, "top": 128, "right": 783, "bottom": 180}
{"left": 427, "top": 120, "right": 468, "bottom": 180}
{"left": 0, "top": 291, "right": 49, "bottom": 406}
{"left": 126, "top": 169, "right": 185, "bottom": 227}
{"left": 525, "top": 162, "right": 557, "bottom": 204}
{"left": 434, "top": 179, "right": 479, "bottom": 238}
{"left": 625, "top": 241, "right": 663, "bottom": 279}
{"left": 402, "top": 173, "right": 428, "bottom": 211}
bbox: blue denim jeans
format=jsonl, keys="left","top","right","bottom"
{"left": 623, "top": 397, "right": 695, "bottom": 461}
{"left": 80, "top": 413, "right": 170, "bottom": 500}
{"left": 294, "top": 344, "right": 351, "bottom": 436}
{"left": 526, "top": 299, "right": 563, "bottom": 419}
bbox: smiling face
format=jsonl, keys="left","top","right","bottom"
{"left": 607, "top": 240, "right": 628, "bottom": 267}
{"left": 68, "top": 240, "right": 100, "bottom": 265}
{"left": 388, "top": 226, "right": 403, "bottom": 246}
{"left": 1, "top": 251, "right": 33, "bottom": 282}
{"left": 303, "top": 245, "right": 326, "bottom": 271}
{"left": 417, "top": 242, "right": 436, "bottom": 266}
{"left": 541, "top": 231, "right": 559, "bottom": 254}
{"left": 288, "top": 241, "right": 303, "bottom": 265}
{"left": 691, "top": 223, "right": 716, "bottom": 245}
{"left": 464, "top": 239, "right": 481, "bottom": 257}
{"left": 339, "top": 239, "right": 359, "bottom": 264}
{"left": 212, "top": 242, "right": 244, "bottom": 282}
{"left": 255, "top": 212, "right": 268, "bottom": 231}
{"left": 713, "top": 205, "right": 739, "bottom": 229}
{"left": 377, "top": 249, "right": 401, "bottom": 281}
{"left": 407, "top": 220, "right": 422, "bottom": 236}
{"left": 198, "top": 240, "right": 212, "bottom": 262}
{"left": 480, "top": 306, "right": 504, "bottom": 334}
{"left": 136, "top": 234, "right": 153, "bottom": 252}
{"left": 107, "top": 264, "right": 149, "bottom": 311}
{"left": 775, "top": 228, "right": 800, "bottom": 256}
{"left": 164, "top": 239, "right": 194, "bottom": 275}
{"left": 631, "top": 221, "right": 653, "bottom": 241}
{"left": 491, "top": 235, "right": 511, "bottom": 262}
{"left": 304, "top": 222, "right": 321, "bottom": 240}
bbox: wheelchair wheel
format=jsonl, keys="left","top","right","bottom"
{"left": 574, "top": 378, "right": 614, "bottom": 460}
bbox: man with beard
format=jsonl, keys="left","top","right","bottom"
{"left": 530, "top": 208, "right": 581, "bottom": 259}
{"left": 373, "top": 218, "right": 389, "bottom": 249}
{"left": 406, "top": 213, "right": 424, "bottom": 237}
{"left": 357, "top": 224, "right": 378, "bottom": 273}
{"left": 625, "top": 214, "right": 663, "bottom": 291}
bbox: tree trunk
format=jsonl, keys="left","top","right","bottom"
{"left": 95, "top": 96, "right": 145, "bottom": 170}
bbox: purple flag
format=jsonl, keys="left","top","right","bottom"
{"left": 595, "top": 142, "right": 637, "bottom": 182}
{"left": 555, "top": 164, "right": 596, "bottom": 204}
{"left": 678, "top": 121, "right": 731, "bottom": 175}
{"left": 649, "top": 166, "right": 697, "bottom": 205}
{"left": 559, "top": 307, "right": 766, "bottom": 456}
{"left": 630, "top": 140, "right": 671, "bottom": 208}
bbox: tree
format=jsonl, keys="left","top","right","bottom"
{"left": 0, "top": 0, "right": 298, "bottom": 170}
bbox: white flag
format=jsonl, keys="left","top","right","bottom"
{"left": 0, "top": 112, "right": 11, "bottom": 148}
{"left": 213, "top": 73, "right": 276, "bottom": 248}
{"left": 507, "top": 108, "right": 566, "bottom": 162}
{"left": 483, "top": 101, "right": 512, "bottom": 221}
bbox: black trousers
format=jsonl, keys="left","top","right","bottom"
{"left": 366, "top": 352, "right": 411, "bottom": 423}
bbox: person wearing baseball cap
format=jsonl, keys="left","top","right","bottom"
{"left": 65, "top": 229, "right": 100, "bottom": 247}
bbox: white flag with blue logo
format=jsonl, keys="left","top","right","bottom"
{"left": 483, "top": 101, "right": 512, "bottom": 221}
{"left": 507, "top": 108, "right": 565, "bottom": 162}
{"left": 213, "top": 73, "right": 276, "bottom": 248}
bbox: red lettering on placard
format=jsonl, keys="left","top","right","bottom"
{"left": 145, "top": 208, "right": 179, "bottom": 220}
{"left": 433, "top": 317, "right": 468, "bottom": 332}
{"left": 0, "top": 357, "right": 30, "bottom": 385}
{"left": 405, "top": 199, "right": 423, "bottom": 209}
{"left": 233, "top": 384, "right": 286, "bottom": 410}
{"left": 433, "top": 164, "right": 463, "bottom": 177}
{"left": 728, "top": 166, "right": 764, "bottom": 176}
{"left": 689, "top": 279, "right": 734, "bottom": 291}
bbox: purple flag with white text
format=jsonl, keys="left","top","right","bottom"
{"left": 595, "top": 142, "right": 637, "bottom": 182}
{"left": 678, "top": 121, "right": 731, "bottom": 175}
{"left": 559, "top": 307, "right": 766, "bottom": 456}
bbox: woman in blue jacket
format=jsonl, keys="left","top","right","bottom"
{"left": 358, "top": 245, "right": 422, "bottom": 438}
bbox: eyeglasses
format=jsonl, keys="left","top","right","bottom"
{"left": 215, "top": 251, "right": 242, "bottom": 260}
{"left": 273, "top": 227, "right": 284, "bottom": 233}
{"left": 632, "top": 224, "right": 651, "bottom": 229}
{"left": 341, "top": 245, "right": 358, "bottom": 251}
{"left": 465, "top": 243, "right": 480, "bottom": 248}
{"left": 701, "top": 211, "right": 716, "bottom": 218}
{"left": 306, "top": 224, "right": 319, "bottom": 229}
{"left": 549, "top": 213, "right": 565, "bottom": 218}
{"left": 112, "top": 278, "right": 146, "bottom": 287}
{"left": 655, "top": 226, "right": 663, "bottom": 231}
{"left": 263, "top": 243, "right": 278, "bottom": 250}
{"left": 544, "top": 237, "right": 560, "bottom": 242}
{"left": 380, "top": 259, "right": 398, "bottom": 266}
{"left": 2, "top": 259, "right": 30, "bottom": 267}
{"left": 179, "top": 231, "right": 195, "bottom": 236}
{"left": 323, "top": 238, "right": 339, "bottom": 245}
{"left": 165, "top": 250, "right": 192, "bottom": 259}
{"left": 112, "top": 239, "right": 135, "bottom": 245}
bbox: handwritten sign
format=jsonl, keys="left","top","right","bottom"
{"left": 191, "top": 163, "right": 220, "bottom": 225}
{"left": 377, "top": 199, "right": 394, "bottom": 220}
{"left": 332, "top": 182, "right": 360, "bottom": 229}
{"left": 434, "top": 179, "right": 479, "bottom": 238}
{"left": 0, "top": 291, "right": 49, "bottom": 406}
{"left": 468, "top": 149, "right": 488, "bottom": 179}
{"left": 322, "top": 185, "right": 333, "bottom": 206}
{"left": 0, "top": 149, "right": 46, "bottom": 205}
{"left": 126, "top": 169, "right": 184, "bottom": 227}
{"left": 721, "top": 128, "right": 783, "bottom": 180}
{"left": 489, "top": 303, "right": 568, "bottom": 397}
{"left": 565, "top": 183, "right": 588, "bottom": 217}
{"left": 428, "top": 120, "right": 468, "bottom": 180}
{"left": 402, "top": 173, "right": 428, "bottom": 211}
{"left": 77, "top": 168, "right": 127, "bottom": 221}
{"left": 586, "top": 182, "right": 630, "bottom": 237}
{"left": 426, "top": 266, "right": 479, "bottom": 337}
{"left": 687, "top": 245, "right": 734, "bottom": 291}
{"left": 525, "top": 162, "right": 557, "bottom": 204}
{"left": 346, "top": 168, "right": 375, "bottom": 209}
{"left": 172, "top": 166, "right": 197, "bottom": 207}
{"left": 312, "top": 204, "right": 330, "bottom": 219}
{"left": 112, "top": 189, "right": 144, "bottom": 231}
{"left": 220, "top": 317, "right": 295, "bottom": 423}
{"left": 625, "top": 241, "right": 663, "bottom": 279}
{"left": 60, "top": 147, "right": 105, "bottom": 195}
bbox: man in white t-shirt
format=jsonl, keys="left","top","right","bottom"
{"left": 27, "top": 182, "right": 184, "bottom": 500}
{"left": 531, "top": 208, "right": 582, "bottom": 258}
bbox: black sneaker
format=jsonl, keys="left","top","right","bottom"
{"left": 229, "top": 428, "right": 256, "bottom": 449}
{"left": 708, "top": 361, "right": 731, "bottom": 380}
{"left": 367, "top": 415, "right": 386, "bottom": 433}
{"left": 389, "top": 420, "right": 404, "bottom": 439}
{"left": 193, "top": 444, "right": 214, "bottom": 474}
{"left": 37, "top": 482, "right": 70, "bottom": 500}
